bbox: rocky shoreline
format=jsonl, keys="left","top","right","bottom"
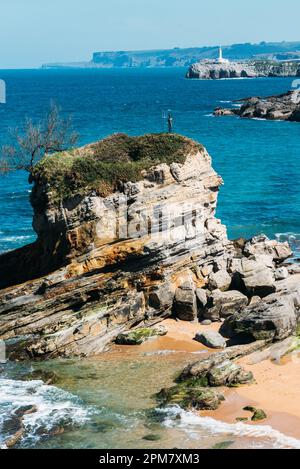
{"left": 214, "top": 90, "right": 300, "bottom": 122}
{"left": 1, "top": 132, "right": 300, "bottom": 423}
{"left": 186, "top": 60, "right": 300, "bottom": 80}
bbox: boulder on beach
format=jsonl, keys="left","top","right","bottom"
{"left": 195, "top": 330, "right": 227, "bottom": 349}
{"left": 116, "top": 326, "right": 167, "bottom": 345}
{"left": 220, "top": 294, "right": 297, "bottom": 342}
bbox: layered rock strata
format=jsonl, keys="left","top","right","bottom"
{"left": 0, "top": 135, "right": 228, "bottom": 358}
{"left": 0, "top": 134, "right": 298, "bottom": 360}
{"left": 187, "top": 61, "right": 300, "bottom": 80}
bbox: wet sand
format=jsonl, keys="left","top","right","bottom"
{"left": 120, "top": 319, "right": 300, "bottom": 440}
{"left": 112, "top": 318, "right": 221, "bottom": 354}
{"left": 111, "top": 318, "right": 300, "bottom": 440}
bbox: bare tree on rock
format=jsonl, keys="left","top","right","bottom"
{"left": 0, "top": 102, "right": 78, "bottom": 174}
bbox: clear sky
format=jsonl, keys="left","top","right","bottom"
{"left": 1, "top": 0, "right": 300, "bottom": 68}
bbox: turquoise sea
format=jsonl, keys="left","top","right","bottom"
{"left": 0, "top": 69, "right": 300, "bottom": 449}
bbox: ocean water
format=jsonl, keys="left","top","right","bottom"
{"left": 2, "top": 353, "right": 300, "bottom": 450}
{"left": 1, "top": 69, "right": 300, "bottom": 448}
{"left": 1, "top": 69, "right": 300, "bottom": 253}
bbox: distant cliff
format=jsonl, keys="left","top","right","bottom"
{"left": 187, "top": 60, "right": 300, "bottom": 79}
{"left": 42, "top": 41, "right": 300, "bottom": 69}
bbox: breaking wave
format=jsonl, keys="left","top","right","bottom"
{"left": 160, "top": 406, "right": 300, "bottom": 449}
{"left": 0, "top": 378, "right": 95, "bottom": 448}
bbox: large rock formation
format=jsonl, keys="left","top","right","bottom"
{"left": 214, "top": 90, "right": 300, "bottom": 122}
{"left": 187, "top": 60, "right": 300, "bottom": 79}
{"left": 0, "top": 133, "right": 298, "bottom": 360}
{"left": 0, "top": 134, "right": 228, "bottom": 358}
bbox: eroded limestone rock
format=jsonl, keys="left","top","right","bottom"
{"left": 116, "top": 325, "right": 167, "bottom": 345}
{"left": 174, "top": 281, "right": 197, "bottom": 322}
{"left": 195, "top": 330, "right": 227, "bottom": 349}
{"left": 0, "top": 136, "right": 229, "bottom": 359}
{"left": 207, "top": 361, "right": 253, "bottom": 387}
{"left": 204, "top": 290, "right": 248, "bottom": 322}
{"left": 156, "top": 382, "right": 224, "bottom": 411}
{"left": 221, "top": 294, "right": 297, "bottom": 342}
{"left": 208, "top": 270, "right": 231, "bottom": 292}
{"left": 237, "top": 257, "right": 276, "bottom": 297}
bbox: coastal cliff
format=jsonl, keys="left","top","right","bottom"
{"left": 0, "top": 134, "right": 228, "bottom": 358}
{"left": 0, "top": 133, "right": 298, "bottom": 360}
{"left": 186, "top": 60, "right": 300, "bottom": 79}
{"left": 41, "top": 41, "right": 300, "bottom": 69}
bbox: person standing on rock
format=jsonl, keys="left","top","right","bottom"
{"left": 168, "top": 112, "right": 173, "bottom": 133}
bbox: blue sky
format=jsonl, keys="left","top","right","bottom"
{"left": 1, "top": 0, "right": 300, "bottom": 68}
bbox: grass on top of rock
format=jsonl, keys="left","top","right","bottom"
{"left": 32, "top": 133, "right": 203, "bottom": 203}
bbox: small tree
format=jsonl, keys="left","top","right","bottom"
{"left": 0, "top": 102, "right": 78, "bottom": 174}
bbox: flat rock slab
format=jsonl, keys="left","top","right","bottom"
{"left": 195, "top": 330, "right": 227, "bottom": 349}
{"left": 116, "top": 325, "right": 167, "bottom": 345}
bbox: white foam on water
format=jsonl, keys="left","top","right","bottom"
{"left": 275, "top": 232, "right": 300, "bottom": 259}
{"left": 0, "top": 235, "right": 32, "bottom": 242}
{"left": 276, "top": 232, "right": 300, "bottom": 243}
{"left": 161, "top": 407, "right": 300, "bottom": 449}
{"left": 0, "top": 378, "right": 94, "bottom": 448}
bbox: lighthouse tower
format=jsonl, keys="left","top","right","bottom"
{"left": 217, "top": 46, "right": 229, "bottom": 64}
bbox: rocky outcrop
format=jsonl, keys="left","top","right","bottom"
{"left": 203, "top": 290, "right": 248, "bottom": 322}
{"left": 187, "top": 60, "right": 300, "bottom": 80}
{"left": 156, "top": 342, "right": 258, "bottom": 412}
{"left": 174, "top": 281, "right": 198, "bottom": 321}
{"left": 214, "top": 90, "right": 300, "bottom": 122}
{"left": 116, "top": 325, "right": 167, "bottom": 345}
{"left": 0, "top": 133, "right": 298, "bottom": 360}
{"left": 187, "top": 61, "right": 258, "bottom": 79}
{"left": 221, "top": 293, "right": 298, "bottom": 341}
{"left": 156, "top": 383, "right": 224, "bottom": 411}
{"left": 0, "top": 134, "right": 229, "bottom": 359}
{"left": 179, "top": 341, "right": 267, "bottom": 381}
{"left": 4, "top": 405, "right": 38, "bottom": 449}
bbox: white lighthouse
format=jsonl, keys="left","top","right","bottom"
{"left": 217, "top": 46, "right": 229, "bottom": 64}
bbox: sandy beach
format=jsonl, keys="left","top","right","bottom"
{"left": 119, "top": 318, "right": 300, "bottom": 440}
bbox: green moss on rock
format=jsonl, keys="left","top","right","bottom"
{"left": 243, "top": 406, "right": 267, "bottom": 421}
{"left": 116, "top": 326, "right": 167, "bottom": 345}
{"left": 211, "top": 440, "right": 235, "bottom": 450}
{"left": 156, "top": 381, "right": 224, "bottom": 411}
{"left": 252, "top": 409, "right": 267, "bottom": 421}
{"left": 32, "top": 133, "right": 203, "bottom": 203}
{"left": 142, "top": 434, "right": 162, "bottom": 441}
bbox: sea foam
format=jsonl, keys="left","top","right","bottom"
{"left": 161, "top": 406, "right": 300, "bottom": 449}
{"left": 0, "top": 378, "right": 94, "bottom": 448}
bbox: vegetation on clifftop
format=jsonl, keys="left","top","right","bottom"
{"left": 32, "top": 133, "right": 203, "bottom": 202}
